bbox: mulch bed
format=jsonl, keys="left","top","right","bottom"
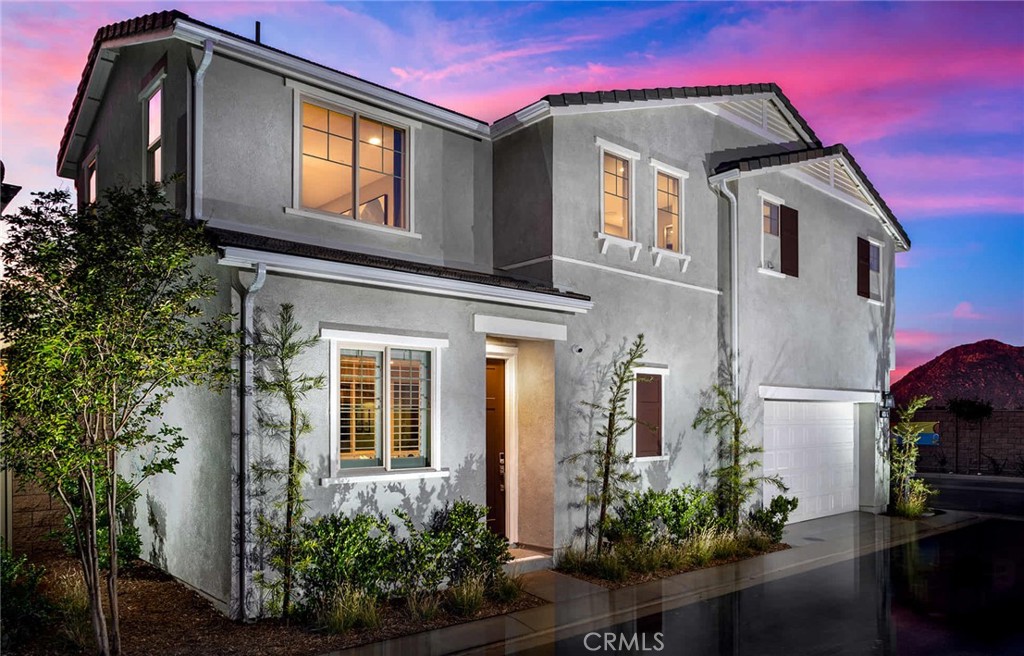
{"left": 559, "top": 543, "right": 791, "bottom": 590}
{"left": 13, "top": 554, "right": 544, "bottom": 656}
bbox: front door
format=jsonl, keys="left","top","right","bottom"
{"left": 485, "top": 359, "right": 506, "bottom": 537}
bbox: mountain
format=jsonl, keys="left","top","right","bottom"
{"left": 892, "top": 339, "right": 1024, "bottom": 410}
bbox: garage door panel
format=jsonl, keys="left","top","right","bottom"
{"left": 763, "top": 401, "right": 857, "bottom": 523}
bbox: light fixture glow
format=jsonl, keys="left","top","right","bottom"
{"left": 369, "top": 137, "right": 382, "bottom": 145}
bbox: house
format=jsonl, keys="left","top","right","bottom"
{"left": 55, "top": 11, "right": 909, "bottom": 619}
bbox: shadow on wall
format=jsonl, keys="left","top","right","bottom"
{"left": 146, "top": 491, "right": 168, "bottom": 571}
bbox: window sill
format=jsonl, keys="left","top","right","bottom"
{"left": 867, "top": 297, "right": 884, "bottom": 307}
{"left": 757, "top": 267, "right": 788, "bottom": 279}
{"left": 596, "top": 232, "right": 642, "bottom": 261}
{"left": 651, "top": 247, "right": 691, "bottom": 272}
{"left": 285, "top": 206, "right": 423, "bottom": 239}
{"left": 632, "top": 455, "right": 669, "bottom": 463}
{"left": 320, "top": 468, "right": 450, "bottom": 485}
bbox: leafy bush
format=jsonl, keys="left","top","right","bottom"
{"left": 424, "top": 500, "right": 510, "bottom": 587}
{"left": 61, "top": 475, "right": 141, "bottom": 570}
{"left": 746, "top": 495, "right": 799, "bottom": 544}
{"left": 318, "top": 585, "right": 380, "bottom": 633}
{"left": 295, "top": 512, "right": 396, "bottom": 614}
{"left": 1, "top": 541, "right": 50, "bottom": 649}
{"left": 609, "top": 486, "right": 719, "bottom": 546}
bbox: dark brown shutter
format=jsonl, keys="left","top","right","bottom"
{"left": 780, "top": 205, "right": 799, "bottom": 277}
{"left": 635, "top": 374, "right": 662, "bottom": 458}
{"left": 856, "top": 237, "right": 871, "bottom": 298}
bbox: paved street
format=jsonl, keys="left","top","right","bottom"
{"left": 922, "top": 473, "right": 1024, "bottom": 517}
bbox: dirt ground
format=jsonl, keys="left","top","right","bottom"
{"left": 12, "top": 555, "right": 543, "bottom": 656}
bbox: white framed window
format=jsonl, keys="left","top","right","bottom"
{"left": 323, "top": 329, "right": 444, "bottom": 478}
{"left": 649, "top": 158, "right": 691, "bottom": 270}
{"left": 288, "top": 82, "right": 419, "bottom": 236}
{"left": 760, "top": 191, "right": 783, "bottom": 273}
{"left": 632, "top": 366, "right": 668, "bottom": 460}
{"left": 82, "top": 146, "right": 99, "bottom": 205}
{"left": 140, "top": 79, "right": 163, "bottom": 184}
{"left": 857, "top": 236, "right": 884, "bottom": 303}
{"left": 595, "top": 137, "right": 641, "bottom": 259}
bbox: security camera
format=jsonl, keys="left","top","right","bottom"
{"left": 571, "top": 344, "right": 584, "bottom": 355}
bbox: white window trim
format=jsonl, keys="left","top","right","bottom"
{"left": 649, "top": 158, "right": 690, "bottom": 270}
{"left": 596, "top": 137, "right": 639, "bottom": 247}
{"left": 758, "top": 190, "right": 786, "bottom": 276}
{"left": 289, "top": 81, "right": 418, "bottom": 235}
{"left": 863, "top": 236, "right": 885, "bottom": 304}
{"left": 321, "top": 334, "right": 443, "bottom": 481}
{"left": 83, "top": 145, "right": 99, "bottom": 205}
{"left": 631, "top": 365, "right": 669, "bottom": 461}
{"left": 139, "top": 72, "right": 165, "bottom": 183}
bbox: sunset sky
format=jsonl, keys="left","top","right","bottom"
{"left": 2, "top": 1, "right": 1022, "bottom": 380}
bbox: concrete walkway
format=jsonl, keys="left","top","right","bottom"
{"left": 327, "top": 510, "right": 985, "bottom": 656}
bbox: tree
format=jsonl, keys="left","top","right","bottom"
{"left": 251, "top": 304, "right": 324, "bottom": 617}
{"left": 947, "top": 398, "right": 993, "bottom": 474}
{"left": 0, "top": 186, "right": 234, "bottom": 656}
{"left": 890, "top": 396, "right": 935, "bottom": 517}
{"left": 565, "top": 335, "right": 645, "bottom": 555}
{"left": 692, "top": 385, "right": 787, "bottom": 530}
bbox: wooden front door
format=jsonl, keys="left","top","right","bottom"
{"left": 485, "top": 359, "right": 506, "bottom": 537}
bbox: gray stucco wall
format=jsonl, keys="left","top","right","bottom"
{"left": 492, "top": 121, "right": 554, "bottom": 275}
{"left": 78, "top": 40, "right": 191, "bottom": 209}
{"left": 199, "top": 52, "right": 493, "bottom": 271}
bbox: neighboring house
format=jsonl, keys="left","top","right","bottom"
{"left": 56, "top": 11, "right": 909, "bottom": 618}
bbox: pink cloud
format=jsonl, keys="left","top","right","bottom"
{"left": 951, "top": 302, "right": 986, "bottom": 320}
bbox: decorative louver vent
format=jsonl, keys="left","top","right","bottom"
{"left": 719, "top": 98, "right": 800, "bottom": 142}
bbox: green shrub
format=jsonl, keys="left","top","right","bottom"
{"left": 296, "top": 512, "right": 397, "bottom": 614}
{"left": 426, "top": 500, "right": 511, "bottom": 587}
{"left": 556, "top": 544, "right": 589, "bottom": 574}
{"left": 448, "top": 576, "right": 486, "bottom": 616}
{"left": 319, "top": 585, "right": 380, "bottom": 633}
{"left": 746, "top": 495, "right": 799, "bottom": 544}
{"left": 893, "top": 478, "right": 931, "bottom": 518}
{"left": 590, "top": 550, "right": 629, "bottom": 581}
{"left": 1, "top": 541, "right": 50, "bottom": 649}
{"left": 61, "top": 475, "right": 142, "bottom": 570}
{"left": 609, "top": 486, "right": 719, "bottom": 546}
{"left": 686, "top": 527, "right": 731, "bottom": 566}
{"left": 489, "top": 570, "right": 525, "bottom": 604}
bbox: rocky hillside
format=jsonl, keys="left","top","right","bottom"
{"left": 892, "top": 339, "right": 1024, "bottom": 410}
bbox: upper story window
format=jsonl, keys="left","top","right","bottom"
{"left": 759, "top": 191, "right": 799, "bottom": 277}
{"left": 300, "top": 100, "right": 406, "bottom": 230}
{"left": 145, "top": 87, "right": 162, "bottom": 183}
{"left": 603, "top": 152, "right": 631, "bottom": 239}
{"left": 632, "top": 367, "right": 666, "bottom": 459}
{"left": 327, "top": 335, "right": 439, "bottom": 473}
{"left": 857, "top": 237, "right": 883, "bottom": 302}
{"left": 83, "top": 150, "right": 98, "bottom": 205}
{"left": 656, "top": 172, "right": 680, "bottom": 252}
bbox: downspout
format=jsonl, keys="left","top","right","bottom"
{"left": 234, "top": 263, "right": 266, "bottom": 621}
{"left": 192, "top": 40, "right": 214, "bottom": 221}
{"left": 714, "top": 176, "right": 741, "bottom": 400}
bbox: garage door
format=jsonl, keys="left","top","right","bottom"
{"left": 762, "top": 401, "right": 857, "bottom": 523}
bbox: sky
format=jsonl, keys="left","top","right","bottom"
{"left": 2, "top": 1, "right": 1022, "bottom": 381}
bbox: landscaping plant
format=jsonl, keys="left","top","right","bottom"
{"left": 60, "top": 475, "right": 142, "bottom": 571}
{"left": 889, "top": 396, "right": 935, "bottom": 517}
{"left": 251, "top": 303, "right": 325, "bottom": 617}
{"left": 0, "top": 185, "right": 234, "bottom": 656}
{"left": 746, "top": 495, "right": 799, "bottom": 544}
{"left": 1, "top": 540, "right": 50, "bottom": 650}
{"left": 565, "top": 335, "right": 646, "bottom": 555}
{"left": 692, "top": 385, "right": 787, "bottom": 530}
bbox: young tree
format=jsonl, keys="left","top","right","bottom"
{"left": 251, "top": 304, "right": 324, "bottom": 617}
{"left": 890, "top": 395, "right": 935, "bottom": 517}
{"left": 0, "top": 186, "right": 233, "bottom": 656}
{"left": 692, "top": 385, "right": 787, "bottom": 530}
{"left": 566, "top": 335, "right": 645, "bottom": 555}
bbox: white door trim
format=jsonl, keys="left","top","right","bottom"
{"left": 486, "top": 344, "right": 519, "bottom": 544}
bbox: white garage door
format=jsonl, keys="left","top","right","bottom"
{"left": 762, "top": 401, "right": 857, "bottom": 523}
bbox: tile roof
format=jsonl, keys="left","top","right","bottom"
{"left": 500, "top": 83, "right": 821, "bottom": 146}
{"left": 209, "top": 228, "right": 591, "bottom": 302}
{"left": 713, "top": 144, "right": 910, "bottom": 249}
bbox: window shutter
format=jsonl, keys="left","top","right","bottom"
{"left": 780, "top": 205, "right": 799, "bottom": 277}
{"left": 857, "top": 237, "right": 871, "bottom": 298}
{"left": 635, "top": 374, "right": 662, "bottom": 458}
